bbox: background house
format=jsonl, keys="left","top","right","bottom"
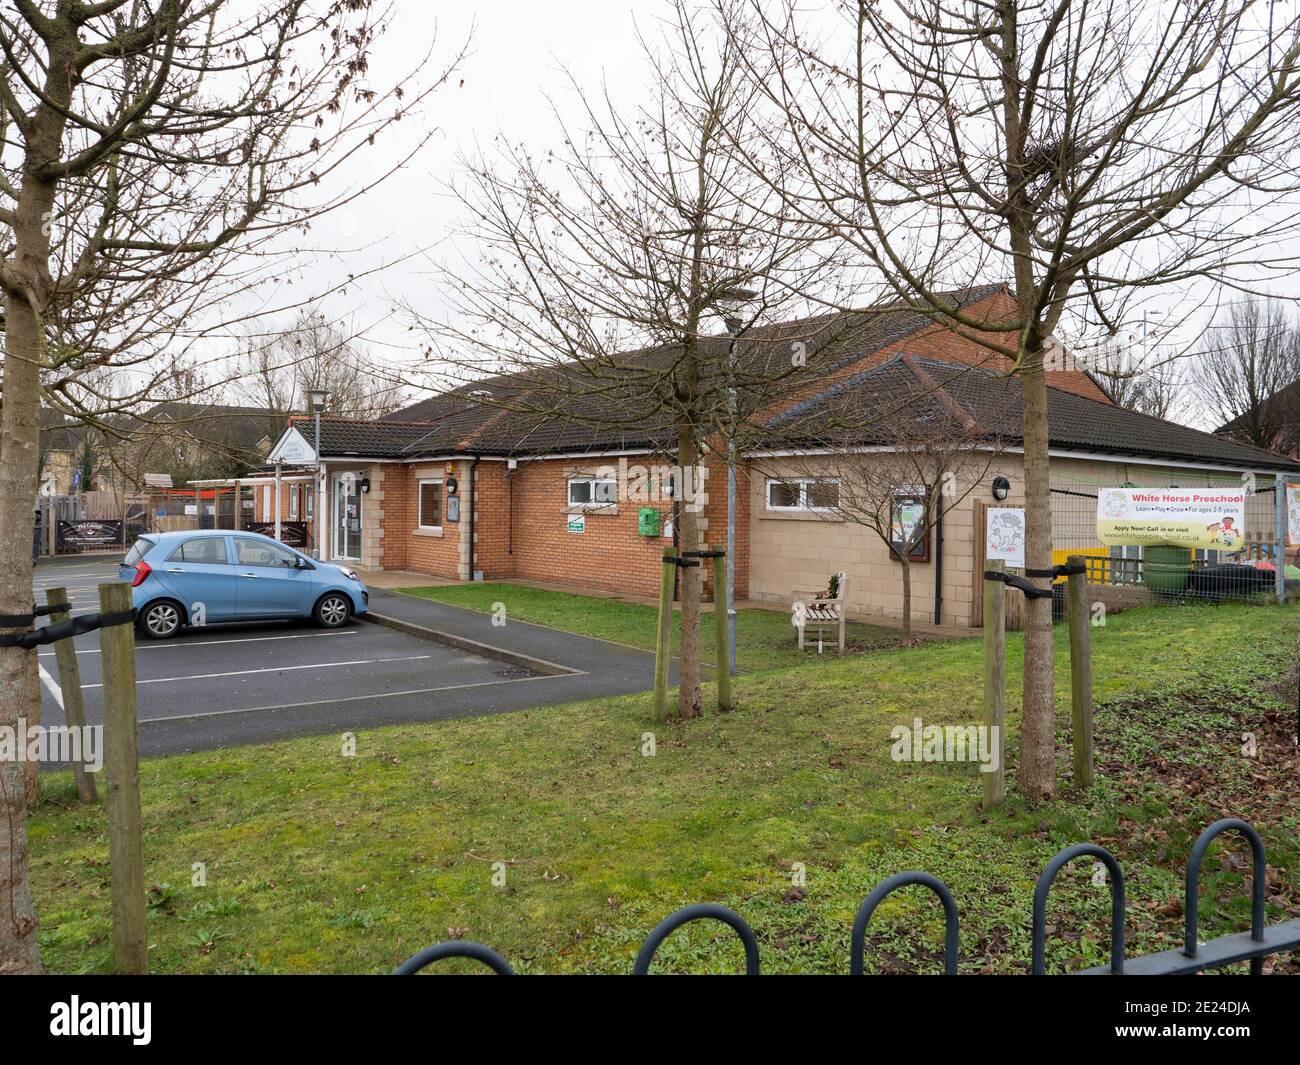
{"left": 1216, "top": 377, "right": 1300, "bottom": 460}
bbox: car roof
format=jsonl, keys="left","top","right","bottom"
{"left": 141, "top": 529, "right": 281, "bottom": 547}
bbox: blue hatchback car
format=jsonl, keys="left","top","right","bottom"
{"left": 120, "top": 530, "right": 369, "bottom": 639}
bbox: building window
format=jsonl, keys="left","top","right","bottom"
{"left": 418, "top": 479, "right": 443, "bottom": 529}
{"left": 289, "top": 486, "right": 299, "bottom": 521}
{"left": 262, "top": 485, "right": 271, "bottom": 517}
{"left": 568, "top": 477, "right": 617, "bottom": 507}
{"left": 766, "top": 478, "right": 839, "bottom": 512}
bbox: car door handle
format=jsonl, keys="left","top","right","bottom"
{"left": 165, "top": 567, "right": 185, "bottom": 573}
{"left": 239, "top": 572, "right": 259, "bottom": 579}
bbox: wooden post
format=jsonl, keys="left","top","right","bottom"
{"left": 653, "top": 549, "right": 676, "bottom": 723}
{"left": 711, "top": 545, "right": 732, "bottom": 713}
{"left": 982, "top": 560, "right": 1006, "bottom": 808}
{"left": 1066, "top": 555, "right": 1094, "bottom": 789}
{"left": 45, "top": 588, "right": 96, "bottom": 802}
{"left": 99, "top": 581, "right": 147, "bottom": 974}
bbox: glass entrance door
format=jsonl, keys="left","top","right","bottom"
{"left": 333, "top": 475, "right": 362, "bottom": 560}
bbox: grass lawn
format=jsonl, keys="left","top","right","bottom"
{"left": 27, "top": 601, "right": 1300, "bottom": 975}
{"left": 396, "top": 581, "right": 910, "bottom": 672}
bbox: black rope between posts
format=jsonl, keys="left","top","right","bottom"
{"left": 984, "top": 562, "right": 1086, "bottom": 600}
{"left": 0, "top": 609, "right": 135, "bottom": 649}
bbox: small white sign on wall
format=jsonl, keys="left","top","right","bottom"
{"left": 986, "top": 507, "right": 1026, "bottom": 567}
{"left": 567, "top": 513, "right": 585, "bottom": 534}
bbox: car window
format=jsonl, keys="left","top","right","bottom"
{"left": 167, "top": 537, "right": 228, "bottom": 565}
{"left": 124, "top": 538, "right": 156, "bottom": 565}
{"left": 234, "top": 538, "right": 300, "bottom": 568}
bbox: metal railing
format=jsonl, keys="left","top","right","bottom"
{"left": 393, "top": 818, "right": 1300, "bottom": 975}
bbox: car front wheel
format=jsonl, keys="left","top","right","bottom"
{"left": 313, "top": 593, "right": 352, "bottom": 628}
{"left": 139, "top": 600, "right": 183, "bottom": 640}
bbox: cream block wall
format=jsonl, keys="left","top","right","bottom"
{"left": 746, "top": 457, "right": 1007, "bottom": 628}
{"left": 746, "top": 453, "right": 1279, "bottom": 628}
{"left": 359, "top": 465, "right": 384, "bottom": 570}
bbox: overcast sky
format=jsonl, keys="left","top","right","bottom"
{"left": 265, "top": 2, "right": 652, "bottom": 376}
{"left": 244, "top": 0, "right": 1297, "bottom": 431}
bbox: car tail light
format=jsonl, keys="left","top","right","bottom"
{"left": 131, "top": 561, "right": 152, "bottom": 587}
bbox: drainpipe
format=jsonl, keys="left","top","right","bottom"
{"left": 933, "top": 505, "right": 944, "bottom": 626}
{"left": 507, "top": 461, "right": 515, "bottom": 555}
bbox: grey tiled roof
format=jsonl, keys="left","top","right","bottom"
{"left": 764, "top": 355, "right": 1300, "bottom": 472}
{"left": 368, "top": 286, "right": 1010, "bottom": 456}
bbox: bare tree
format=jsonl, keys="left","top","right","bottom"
{"left": 757, "top": 354, "right": 1007, "bottom": 639}
{"left": 1088, "top": 336, "right": 1187, "bottom": 421}
{"left": 235, "top": 310, "right": 405, "bottom": 426}
{"left": 0, "top": 0, "right": 459, "bottom": 975}
{"left": 1199, "top": 298, "right": 1300, "bottom": 451}
{"left": 410, "top": 0, "right": 833, "bottom": 720}
{"left": 728, "top": 0, "right": 1300, "bottom": 799}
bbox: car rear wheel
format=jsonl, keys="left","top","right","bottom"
{"left": 138, "top": 599, "right": 183, "bottom": 640}
{"left": 313, "top": 593, "right": 351, "bottom": 628}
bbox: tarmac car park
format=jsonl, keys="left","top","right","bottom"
{"left": 32, "top": 553, "right": 664, "bottom": 758}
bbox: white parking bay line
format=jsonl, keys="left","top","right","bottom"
{"left": 84, "top": 654, "right": 434, "bottom": 688}
{"left": 38, "top": 663, "right": 64, "bottom": 708}
{"left": 37, "top": 630, "right": 359, "bottom": 657}
{"left": 138, "top": 673, "right": 563, "bottom": 724}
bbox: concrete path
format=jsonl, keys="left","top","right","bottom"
{"left": 365, "top": 588, "right": 672, "bottom": 694}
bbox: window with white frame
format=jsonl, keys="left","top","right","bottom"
{"left": 568, "top": 476, "right": 617, "bottom": 507}
{"left": 289, "top": 486, "right": 299, "bottom": 520}
{"left": 418, "top": 479, "right": 443, "bottom": 528}
{"left": 766, "top": 478, "right": 840, "bottom": 512}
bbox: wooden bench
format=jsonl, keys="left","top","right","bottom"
{"left": 792, "top": 572, "right": 848, "bottom": 652}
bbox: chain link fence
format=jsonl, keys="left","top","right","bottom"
{"left": 1047, "top": 471, "right": 1287, "bottom": 615}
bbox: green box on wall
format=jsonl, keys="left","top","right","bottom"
{"left": 637, "top": 507, "right": 661, "bottom": 536}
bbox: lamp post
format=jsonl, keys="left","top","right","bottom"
{"left": 717, "top": 287, "right": 758, "bottom": 678}
{"left": 307, "top": 387, "right": 328, "bottom": 559}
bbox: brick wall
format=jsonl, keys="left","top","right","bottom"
{"left": 501, "top": 455, "right": 677, "bottom": 597}
{"left": 380, "top": 461, "right": 466, "bottom": 579}
{"left": 760, "top": 290, "right": 1111, "bottom": 423}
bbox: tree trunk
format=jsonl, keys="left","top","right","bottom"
{"left": 676, "top": 423, "right": 702, "bottom": 718}
{"left": 899, "top": 557, "right": 912, "bottom": 640}
{"left": 0, "top": 279, "right": 48, "bottom": 976}
{"left": 1017, "top": 349, "right": 1056, "bottom": 800}
{"left": 0, "top": 62, "right": 67, "bottom": 973}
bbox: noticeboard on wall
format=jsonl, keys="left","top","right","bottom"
{"left": 888, "top": 490, "right": 929, "bottom": 562}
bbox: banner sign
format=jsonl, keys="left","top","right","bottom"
{"left": 1287, "top": 483, "right": 1300, "bottom": 547}
{"left": 57, "top": 519, "right": 123, "bottom": 549}
{"left": 985, "top": 507, "right": 1026, "bottom": 567}
{"left": 243, "top": 521, "right": 311, "bottom": 548}
{"left": 1096, "top": 487, "right": 1246, "bottom": 550}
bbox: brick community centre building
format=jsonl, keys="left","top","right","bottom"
{"left": 230, "top": 285, "right": 1299, "bottom": 628}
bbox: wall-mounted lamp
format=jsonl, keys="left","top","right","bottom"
{"left": 358, "top": 478, "right": 371, "bottom": 494}
{"left": 991, "top": 475, "right": 1011, "bottom": 501}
